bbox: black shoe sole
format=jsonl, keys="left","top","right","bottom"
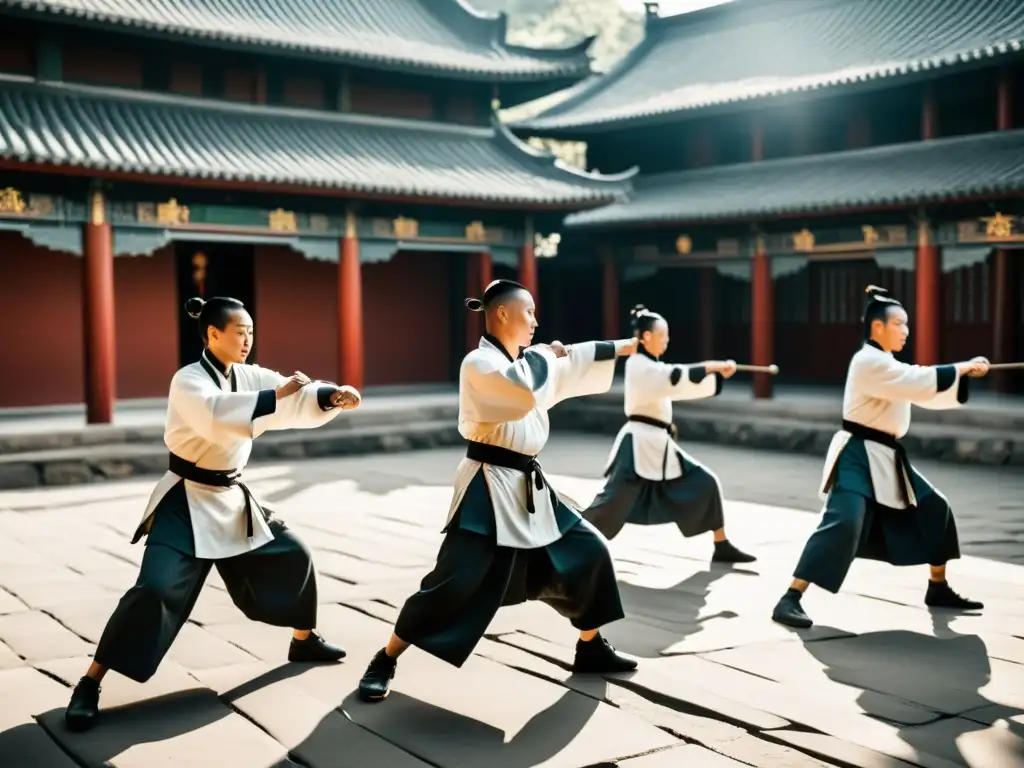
{"left": 358, "top": 688, "right": 390, "bottom": 702}
{"left": 772, "top": 613, "right": 813, "bottom": 629}
{"left": 288, "top": 650, "right": 347, "bottom": 663}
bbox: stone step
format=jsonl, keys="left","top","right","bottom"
{"left": 0, "top": 420, "right": 463, "bottom": 490}
{"left": 588, "top": 388, "right": 1024, "bottom": 432}
{"left": 0, "top": 397, "right": 459, "bottom": 456}
{"left": 552, "top": 401, "right": 1024, "bottom": 466}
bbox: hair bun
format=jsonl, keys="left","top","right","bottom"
{"left": 464, "top": 298, "right": 484, "bottom": 312}
{"left": 184, "top": 297, "right": 205, "bottom": 319}
{"left": 630, "top": 304, "right": 647, "bottom": 317}
{"left": 864, "top": 285, "right": 888, "bottom": 297}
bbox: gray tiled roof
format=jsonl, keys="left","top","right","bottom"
{"left": 0, "top": 80, "right": 632, "bottom": 206}
{"left": 519, "top": 0, "right": 1024, "bottom": 132}
{"left": 564, "top": 129, "right": 1024, "bottom": 227}
{"left": 0, "top": 0, "right": 593, "bottom": 80}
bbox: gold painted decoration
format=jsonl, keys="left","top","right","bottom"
{"left": 792, "top": 229, "right": 815, "bottom": 251}
{"left": 269, "top": 208, "right": 298, "bottom": 232}
{"left": 0, "top": 187, "right": 26, "bottom": 214}
{"left": 675, "top": 235, "right": 692, "bottom": 255}
{"left": 157, "top": 198, "right": 189, "bottom": 226}
{"left": 983, "top": 212, "right": 1014, "bottom": 239}
{"left": 393, "top": 215, "right": 419, "bottom": 239}
{"left": 862, "top": 225, "right": 879, "bottom": 246}
{"left": 465, "top": 221, "right": 487, "bottom": 243}
{"left": 27, "top": 195, "right": 54, "bottom": 216}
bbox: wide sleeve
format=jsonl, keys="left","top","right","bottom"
{"left": 460, "top": 350, "right": 552, "bottom": 424}
{"left": 248, "top": 366, "right": 346, "bottom": 435}
{"left": 631, "top": 359, "right": 723, "bottom": 402}
{"left": 169, "top": 371, "right": 264, "bottom": 442}
{"left": 856, "top": 355, "right": 969, "bottom": 409}
{"left": 548, "top": 340, "right": 626, "bottom": 406}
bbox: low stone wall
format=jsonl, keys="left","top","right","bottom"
{"left": 550, "top": 401, "right": 1024, "bottom": 466}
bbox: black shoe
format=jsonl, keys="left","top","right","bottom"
{"left": 64, "top": 676, "right": 100, "bottom": 732}
{"left": 358, "top": 648, "right": 397, "bottom": 702}
{"left": 572, "top": 634, "right": 637, "bottom": 674}
{"left": 712, "top": 539, "right": 757, "bottom": 564}
{"left": 772, "top": 589, "right": 813, "bottom": 628}
{"left": 925, "top": 580, "right": 984, "bottom": 611}
{"left": 288, "top": 632, "right": 346, "bottom": 663}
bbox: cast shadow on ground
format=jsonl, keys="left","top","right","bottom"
{"left": 600, "top": 564, "right": 755, "bottom": 658}
{"left": 796, "top": 610, "right": 1023, "bottom": 766}
{"left": 13, "top": 663, "right": 313, "bottom": 767}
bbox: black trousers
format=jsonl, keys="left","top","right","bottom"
{"left": 93, "top": 519, "right": 318, "bottom": 683}
{"left": 393, "top": 518, "right": 624, "bottom": 669}
{"left": 584, "top": 435, "right": 725, "bottom": 540}
{"left": 793, "top": 485, "right": 961, "bottom": 594}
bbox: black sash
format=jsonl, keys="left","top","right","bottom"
{"left": 168, "top": 452, "right": 260, "bottom": 538}
{"left": 840, "top": 419, "right": 913, "bottom": 506}
{"left": 627, "top": 414, "right": 678, "bottom": 440}
{"left": 465, "top": 441, "right": 556, "bottom": 515}
{"left": 627, "top": 414, "right": 682, "bottom": 480}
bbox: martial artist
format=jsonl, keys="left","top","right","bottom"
{"left": 772, "top": 286, "right": 987, "bottom": 628}
{"left": 357, "top": 279, "right": 638, "bottom": 702}
{"left": 583, "top": 305, "right": 755, "bottom": 563}
{"left": 65, "top": 296, "right": 361, "bottom": 731}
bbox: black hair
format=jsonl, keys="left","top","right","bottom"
{"left": 465, "top": 279, "right": 530, "bottom": 313}
{"left": 185, "top": 296, "right": 247, "bottom": 343}
{"left": 630, "top": 304, "right": 664, "bottom": 337}
{"left": 861, "top": 285, "right": 903, "bottom": 339}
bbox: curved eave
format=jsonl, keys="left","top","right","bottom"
{"left": 0, "top": 79, "right": 628, "bottom": 209}
{"left": 0, "top": 0, "right": 594, "bottom": 82}
{"left": 524, "top": 43, "right": 1024, "bottom": 134}
{"left": 563, "top": 129, "right": 1024, "bottom": 228}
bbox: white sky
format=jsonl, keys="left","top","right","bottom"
{"left": 616, "top": 0, "right": 734, "bottom": 15}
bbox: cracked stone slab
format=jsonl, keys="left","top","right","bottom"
{"left": 0, "top": 587, "right": 28, "bottom": 615}
{"left": 37, "top": 687, "right": 291, "bottom": 768}
{"left": 617, "top": 744, "right": 749, "bottom": 766}
{"left": 476, "top": 638, "right": 835, "bottom": 768}
{"left": 493, "top": 630, "right": 789, "bottom": 732}
{"left": 37, "top": 656, "right": 204, "bottom": 710}
{"left": 0, "top": 609, "right": 93, "bottom": 662}
{"left": 0, "top": 667, "right": 81, "bottom": 768}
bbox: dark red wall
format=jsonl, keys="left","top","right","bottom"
{"left": 115, "top": 247, "right": 179, "bottom": 399}
{"left": 363, "top": 251, "right": 453, "bottom": 385}
{"left": 253, "top": 245, "right": 339, "bottom": 383}
{"left": 0, "top": 232, "right": 84, "bottom": 407}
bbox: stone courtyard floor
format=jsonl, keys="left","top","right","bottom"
{"left": 0, "top": 437, "right": 1022, "bottom": 767}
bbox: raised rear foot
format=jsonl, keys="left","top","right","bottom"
{"left": 358, "top": 648, "right": 397, "bottom": 702}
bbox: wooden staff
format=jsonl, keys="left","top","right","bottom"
{"left": 731, "top": 363, "right": 779, "bottom": 375}
{"left": 987, "top": 362, "right": 1024, "bottom": 371}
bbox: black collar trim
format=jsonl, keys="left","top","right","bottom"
{"left": 483, "top": 333, "right": 523, "bottom": 362}
{"left": 200, "top": 350, "right": 237, "bottom": 391}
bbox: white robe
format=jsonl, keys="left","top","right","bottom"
{"left": 819, "top": 343, "right": 967, "bottom": 509}
{"left": 139, "top": 352, "right": 343, "bottom": 559}
{"left": 603, "top": 353, "right": 720, "bottom": 480}
{"left": 447, "top": 336, "right": 630, "bottom": 549}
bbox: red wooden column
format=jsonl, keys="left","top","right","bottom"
{"left": 518, "top": 240, "right": 538, "bottom": 300}
{"left": 602, "top": 254, "right": 619, "bottom": 340}
{"left": 915, "top": 219, "right": 941, "bottom": 366}
{"left": 751, "top": 239, "right": 774, "bottom": 399}
{"left": 921, "top": 84, "right": 937, "bottom": 141}
{"left": 993, "top": 68, "right": 1016, "bottom": 391}
{"left": 466, "top": 250, "right": 493, "bottom": 352}
{"left": 338, "top": 213, "right": 364, "bottom": 390}
{"left": 82, "top": 191, "right": 116, "bottom": 424}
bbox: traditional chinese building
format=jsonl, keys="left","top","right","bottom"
{"left": 0, "top": 0, "right": 632, "bottom": 419}
{"left": 515, "top": 0, "right": 1024, "bottom": 396}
